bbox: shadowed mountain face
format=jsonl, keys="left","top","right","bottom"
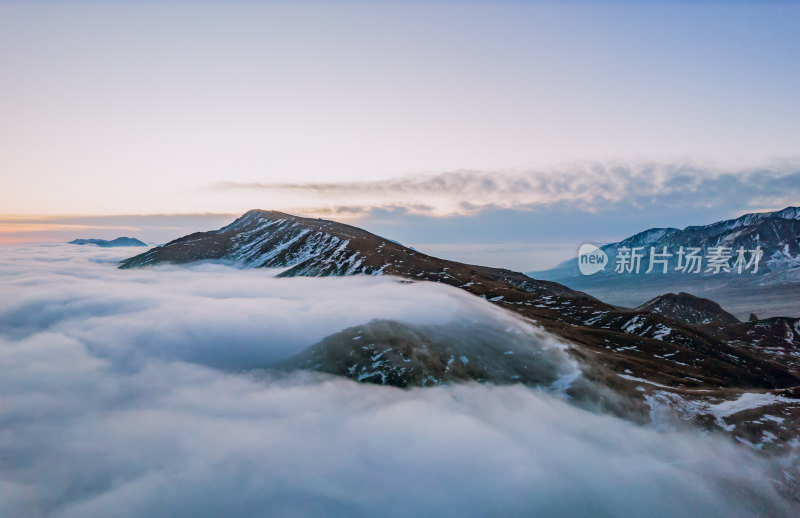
{"left": 277, "top": 317, "right": 641, "bottom": 419}
{"left": 119, "top": 209, "right": 800, "bottom": 467}
{"left": 636, "top": 292, "right": 740, "bottom": 325}
{"left": 279, "top": 318, "right": 579, "bottom": 389}
{"left": 713, "top": 318, "right": 800, "bottom": 373}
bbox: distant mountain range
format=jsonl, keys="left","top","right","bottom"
{"left": 532, "top": 207, "right": 800, "bottom": 319}
{"left": 119, "top": 209, "right": 800, "bottom": 466}
{"left": 70, "top": 237, "right": 147, "bottom": 247}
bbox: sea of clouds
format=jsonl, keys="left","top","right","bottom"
{"left": 0, "top": 244, "right": 796, "bottom": 517}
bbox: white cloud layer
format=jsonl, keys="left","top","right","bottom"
{"left": 0, "top": 244, "right": 796, "bottom": 517}
{"left": 0, "top": 244, "right": 568, "bottom": 372}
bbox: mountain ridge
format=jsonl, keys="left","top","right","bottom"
{"left": 119, "top": 209, "right": 799, "bottom": 388}
{"left": 118, "top": 209, "right": 800, "bottom": 467}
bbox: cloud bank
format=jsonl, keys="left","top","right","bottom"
{"left": 0, "top": 244, "right": 566, "bottom": 371}
{"left": 0, "top": 244, "right": 796, "bottom": 517}
{"left": 213, "top": 160, "right": 800, "bottom": 218}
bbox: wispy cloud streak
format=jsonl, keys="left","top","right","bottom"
{"left": 213, "top": 160, "right": 800, "bottom": 217}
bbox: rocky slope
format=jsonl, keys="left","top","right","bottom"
{"left": 636, "top": 292, "right": 740, "bottom": 325}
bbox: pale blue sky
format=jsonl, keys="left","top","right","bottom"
{"left": 1, "top": 1, "right": 798, "bottom": 268}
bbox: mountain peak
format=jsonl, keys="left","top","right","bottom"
{"left": 119, "top": 209, "right": 604, "bottom": 305}
{"left": 119, "top": 209, "right": 397, "bottom": 274}
{"left": 637, "top": 291, "right": 739, "bottom": 325}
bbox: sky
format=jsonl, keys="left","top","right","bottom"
{"left": 1, "top": 1, "right": 799, "bottom": 268}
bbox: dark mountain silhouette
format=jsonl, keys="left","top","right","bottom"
{"left": 70, "top": 237, "right": 146, "bottom": 247}
{"left": 636, "top": 292, "right": 739, "bottom": 325}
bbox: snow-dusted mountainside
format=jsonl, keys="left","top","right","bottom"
{"left": 624, "top": 206, "right": 800, "bottom": 268}
{"left": 70, "top": 237, "right": 146, "bottom": 247}
{"left": 533, "top": 207, "right": 800, "bottom": 319}
{"left": 120, "top": 210, "right": 381, "bottom": 274}
{"left": 539, "top": 206, "right": 800, "bottom": 280}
